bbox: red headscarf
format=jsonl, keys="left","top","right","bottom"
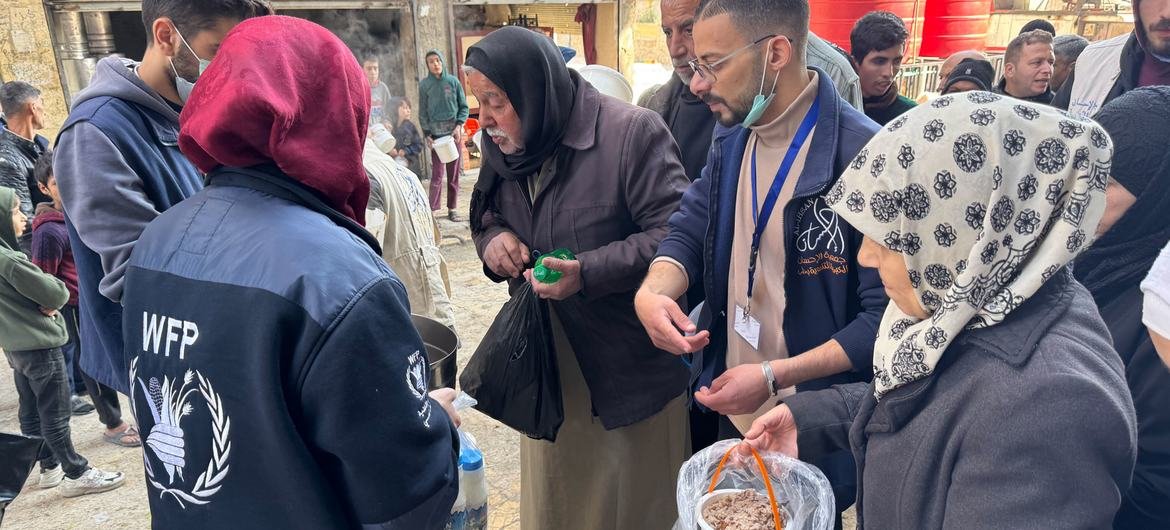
{"left": 179, "top": 16, "right": 371, "bottom": 224}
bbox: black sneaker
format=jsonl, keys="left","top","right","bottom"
{"left": 71, "top": 395, "right": 95, "bottom": 416}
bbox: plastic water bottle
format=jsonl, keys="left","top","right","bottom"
{"left": 460, "top": 448, "right": 488, "bottom": 530}
{"left": 446, "top": 468, "right": 467, "bottom": 530}
{"left": 533, "top": 248, "right": 576, "bottom": 284}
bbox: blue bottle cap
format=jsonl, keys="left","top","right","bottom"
{"left": 460, "top": 449, "right": 483, "bottom": 471}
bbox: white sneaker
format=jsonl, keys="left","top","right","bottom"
{"left": 38, "top": 466, "right": 65, "bottom": 489}
{"left": 58, "top": 468, "right": 125, "bottom": 498}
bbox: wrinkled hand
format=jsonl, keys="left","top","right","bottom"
{"left": 484, "top": 232, "right": 530, "bottom": 278}
{"left": 525, "top": 257, "right": 582, "bottom": 300}
{"left": 39, "top": 307, "right": 58, "bottom": 317}
{"left": 453, "top": 126, "right": 465, "bottom": 143}
{"left": 694, "top": 363, "right": 771, "bottom": 416}
{"left": 741, "top": 404, "right": 798, "bottom": 459}
{"left": 634, "top": 289, "right": 710, "bottom": 355}
{"left": 428, "top": 388, "right": 462, "bottom": 428}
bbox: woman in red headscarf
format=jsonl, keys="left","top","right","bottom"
{"left": 119, "top": 16, "right": 459, "bottom": 529}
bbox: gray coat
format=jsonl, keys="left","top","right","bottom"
{"left": 787, "top": 270, "right": 1138, "bottom": 528}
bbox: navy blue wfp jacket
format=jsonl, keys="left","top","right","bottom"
{"left": 121, "top": 167, "right": 457, "bottom": 529}
{"left": 656, "top": 68, "right": 887, "bottom": 394}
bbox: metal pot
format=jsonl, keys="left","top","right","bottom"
{"left": 411, "top": 315, "right": 459, "bottom": 390}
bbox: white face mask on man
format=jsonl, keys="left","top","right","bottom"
{"left": 169, "top": 28, "right": 211, "bottom": 104}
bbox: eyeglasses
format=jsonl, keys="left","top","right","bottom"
{"left": 688, "top": 35, "right": 788, "bottom": 83}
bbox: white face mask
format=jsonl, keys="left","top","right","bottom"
{"left": 169, "top": 28, "right": 210, "bottom": 104}
{"left": 742, "top": 41, "right": 781, "bottom": 128}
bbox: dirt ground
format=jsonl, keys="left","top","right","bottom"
{"left": 1, "top": 168, "right": 853, "bottom": 529}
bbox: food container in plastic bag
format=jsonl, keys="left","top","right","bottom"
{"left": 675, "top": 439, "right": 834, "bottom": 530}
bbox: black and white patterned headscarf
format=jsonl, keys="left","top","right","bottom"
{"left": 825, "top": 92, "right": 1112, "bottom": 397}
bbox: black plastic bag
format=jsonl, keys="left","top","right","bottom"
{"left": 1, "top": 431, "right": 44, "bottom": 524}
{"left": 459, "top": 282, "right": 564, "bottom": 441}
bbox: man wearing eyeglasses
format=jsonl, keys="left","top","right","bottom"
{"left": 635, "top": 0, "right": 887, "bottom": 522}
{"left": 640, "top": 0, "right": 870, "bottom": 455}
{"left": 642, "top": 0, "right": 863, "bottom": 186}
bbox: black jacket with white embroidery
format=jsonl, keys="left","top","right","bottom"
{"left": 121, "top": 166, "right": 458, "bottom": 529}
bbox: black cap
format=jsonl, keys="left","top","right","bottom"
{"left": 1019, "top": 19, "right": 1056, "bottom": 35}
{"left": 942, "top": 58, "right": 996, "bottom": 94}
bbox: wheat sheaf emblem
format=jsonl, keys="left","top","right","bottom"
{"left": 130, "top": 357, "right": 232, "bottom": 508}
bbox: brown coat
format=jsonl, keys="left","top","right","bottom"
{"left": 473, "top": 83, "right": 691, "bottom": 429}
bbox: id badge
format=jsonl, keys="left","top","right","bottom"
{"left": 734, "top": 305, "right": 761, "bottom": 350}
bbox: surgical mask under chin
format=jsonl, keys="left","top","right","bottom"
{"left": 743, "top": 46, "right": 781, "bottom": 128}
{"left": 169, "top": 30, "right": 210, "bottom": 104}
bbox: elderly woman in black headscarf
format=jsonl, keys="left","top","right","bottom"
{"left": 742, "top": 92, "right": 1137, "bottom": 527}
{"left": 1074, "top": 86, "right": 1170, "bottom": 528}
{"left": 464, "top": 27, "right": 691, "bottom": 529}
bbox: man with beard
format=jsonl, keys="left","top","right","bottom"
{"left": 1055, "top": 0, "right": 1170, "bottom": 116}
{"left": 850, "top": 11, "right": 916, "bottom": 125}
{"left": 634, "top": 0, "right": 887, "bottom": 522}
{"left": 467, "top": 27, "right": 691, "bottom": 530}
{"left": 641, "top": 0, "right": 867, "bottom": 453}
{"left": 996, "top": 30, "right": 1056, "bottom": 104}
{"left": 54, "top": 0, "right": 273, "bottom": 394}
{"left": 642, "top": 0, "right": 863, "bottom": 185}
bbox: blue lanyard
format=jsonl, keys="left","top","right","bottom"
{"left": 747, "top": 95, "right": 820, "bottom": 307}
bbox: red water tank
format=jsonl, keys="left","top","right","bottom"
{"left": 809, "top": 0, "right": 925, "bottom": 59}
{"left": 919, "top": 0, "right": 991, "bottom": 58}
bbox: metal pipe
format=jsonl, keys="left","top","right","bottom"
{"left": 53, "top": 10, "right": 95, "bottom": 99}
{"left": 83, "top": 12, "right": 117, "bottom": 57}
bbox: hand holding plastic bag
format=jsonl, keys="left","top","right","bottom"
{"left": 458, "top": 282, "right": 564, "bottom": 441}
{"left": 675, "top": 440, "right": 834, "bottom": 530}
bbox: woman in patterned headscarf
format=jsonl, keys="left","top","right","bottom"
{"left": 741, "top": 92, "right": 1137, "bottom": 528}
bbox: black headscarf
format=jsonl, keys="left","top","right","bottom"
{"left": 466, "top": 26, "right": 579, "bottom": 234}
{"left": 1074, "top": 86, "right": 1170, "bottom": 303}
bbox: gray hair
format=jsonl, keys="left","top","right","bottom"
{"left": 0, "top": 81, "right": 40, "bottom": 116}
{"left": 461, "top": 64, "right": 480, "bottom": 76}
{"left": 1053, "top": 34, "right": 1089, "bottom": 62}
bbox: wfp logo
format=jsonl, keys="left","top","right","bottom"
{"left": 130, "top": 357, "right": 232, "bottom": 508}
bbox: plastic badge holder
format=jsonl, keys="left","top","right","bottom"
{"left": 675, "top": 439, "right": 835, "bottom": 530}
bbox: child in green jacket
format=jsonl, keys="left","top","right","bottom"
{"left": 0, "top": 186, "right": 124, "bottom": 497}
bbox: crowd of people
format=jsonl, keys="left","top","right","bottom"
{"left": 1, "top": 0, "right": 1168, "bottom": 528}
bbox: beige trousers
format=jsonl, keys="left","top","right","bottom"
{"left": 520, "top": 311, "right": 689, "bottom": 530}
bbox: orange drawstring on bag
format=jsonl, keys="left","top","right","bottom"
{"left": 706, "top": 443, "right": 784, "bottom": 530}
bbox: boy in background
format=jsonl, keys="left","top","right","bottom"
{"left": 1, "top": 186, "right": 125, "bottom": 496}
{"left": 31, "top": 151, "right": 140, "bottom": 448}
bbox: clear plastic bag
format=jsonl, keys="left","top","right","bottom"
{"left": 675, "top": 439, "right": 835, "bottom": 530}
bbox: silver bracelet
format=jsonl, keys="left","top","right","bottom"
{"left": 761, "top": 361, "right": 779, "bottom": 397}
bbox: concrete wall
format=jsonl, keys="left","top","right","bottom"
{"left": 0, "top": 0, "right": 69, "bottom": 139}
{"left": 618, "top": 0, "right": 636, "bottom": 80}
{"left": 413, "top": 0, "right": 456, "bottom": 78}
{"left": 596, "top": 2, "right": 618, "bottom": 67}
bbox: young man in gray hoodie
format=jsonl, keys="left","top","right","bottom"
{"left": 53, "top": 0, "right": 272, "bottom": 394}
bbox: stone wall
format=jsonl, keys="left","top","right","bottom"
{"left": 0, "top": 0, "right": 68, "bottom": 139}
